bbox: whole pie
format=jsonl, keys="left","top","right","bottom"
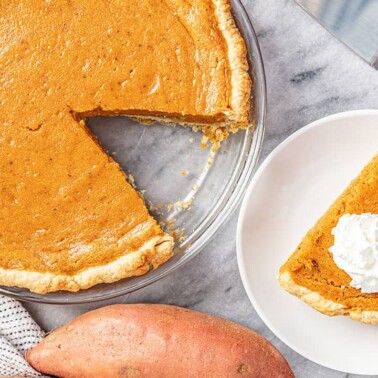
{"left": 0, "top": 0, "right": 252, "bottom": 293}
{"left": 279, "top": 153, "right": 378, "bottom": 324}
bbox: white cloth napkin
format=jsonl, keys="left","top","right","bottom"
{"left": 0, "top": 295, "right": 46, "bottom": 377}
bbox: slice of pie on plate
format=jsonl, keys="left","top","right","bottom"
{"left": 279, "top": 153, "right": 378, "bottom": 324}
{"left": 0, "top": 0, "right": 252, "bottom": 294}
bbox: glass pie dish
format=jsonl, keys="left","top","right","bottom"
{"left": 0, "top": 0, "right": 266, "bottom": 304}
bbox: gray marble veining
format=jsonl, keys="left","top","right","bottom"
{"left": 25, "top": 0, "right": 378, "bottom": 376}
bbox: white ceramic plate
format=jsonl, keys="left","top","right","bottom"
{"left": 237, "top": 110, "right": 378, "bottom": 375}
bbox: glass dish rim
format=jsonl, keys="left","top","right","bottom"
{"left": 0, "top": 0, "right": 266, "bottom": 304}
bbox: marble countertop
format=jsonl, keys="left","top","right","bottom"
{"left": 25, "top": 0, "right": 378, "bottom": 377}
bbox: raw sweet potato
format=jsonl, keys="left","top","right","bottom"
{"left": 26, "top": 304, "right": 293, "bottom": 378}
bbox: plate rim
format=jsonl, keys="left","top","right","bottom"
{"left": 236, "top": 109, "right": 378, "bottom": 375}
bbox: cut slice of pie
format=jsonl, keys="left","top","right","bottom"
{"left": 0, "top": 0, "right": 252, "bottom": 293}
{"left": 279, "top": 153, "right": 378, "bottom": 324}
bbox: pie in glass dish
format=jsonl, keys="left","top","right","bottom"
{"left": 0, "top": 0, "right": 252, "bottom": 293}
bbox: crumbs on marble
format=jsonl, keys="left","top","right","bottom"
{"left": 181, "top": 170, "right": 188, "bottom": 176}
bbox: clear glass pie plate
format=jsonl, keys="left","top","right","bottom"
{"left": 0, "top": 0, "right": 266, "bottom": 304}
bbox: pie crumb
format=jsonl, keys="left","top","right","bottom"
{"left": 171, "top": 227, "right": 187, "bottom": 243}
{"left": 173, "top": 199, "right": 192, "bottom": 210}
{"left": 128, "top": 174, "right": 135, "bottom": 185}
{"left": 167, "top": 218, "right": 177, "bottom": 230}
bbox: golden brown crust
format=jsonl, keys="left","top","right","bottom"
{"left": 0, "top": 235, "right": 173, "bottom": 294}
{"left": 348, "top": 310, "right": 378, "bottom": 324}
{"left": 278, "top": 271, "right": 378, "bottom": 324}
{"left": 278, "top": 272, "right": 347, "bottom": 315}
{"left": 212, "top": 0, "right": 252, "bottom": 126}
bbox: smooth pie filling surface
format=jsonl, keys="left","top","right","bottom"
{"left": 0, "top": 0, "right": 251, "bottom": 293}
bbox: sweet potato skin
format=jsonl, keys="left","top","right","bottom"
{"left": 26, "top": 304, "right": 293, "bottom": 378}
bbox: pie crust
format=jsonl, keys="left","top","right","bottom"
{"left": 0, "top": 235, "right": 173, "bottom": 295}
{"left": 278, "top": 272, "right": 378, "bottom": 324}
{"left": 213, "top": 0, "right": 252, "bottom": 126}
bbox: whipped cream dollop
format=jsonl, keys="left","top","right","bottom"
{"left": 329, "top": 213, "right": 378, "bottom": 293}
